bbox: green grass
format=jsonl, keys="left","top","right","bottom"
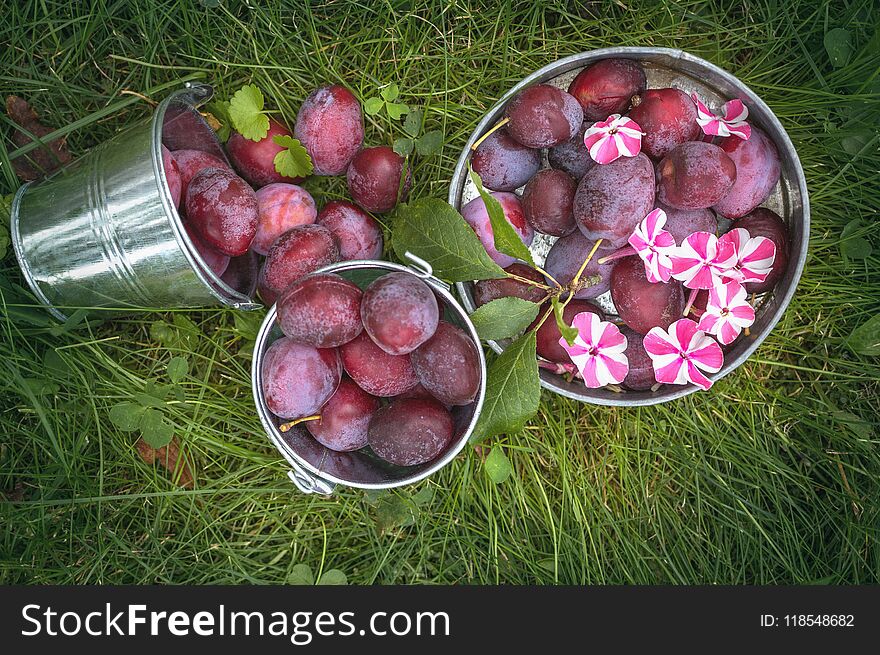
{"left": 1, "top": 0, "right": 879, "bottom": 584}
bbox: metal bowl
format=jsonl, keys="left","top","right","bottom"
{"left": 449, "top": 47, "right": 809, "bottom": 406}
{"left": 251, "top": 256, "right": 487, "bottom": 494}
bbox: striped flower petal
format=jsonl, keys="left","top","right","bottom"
{"left": 644, "top": 318, "right": 724, "bottom": 391}
{"left": 697, "top": 279, "right": 756, "bottom": 345}
{"left": 559, "top": 311, "right": 629, "bottom": 388}
{"left": 583, "top": 114, "right": 644, "bottom": 165}
{"left": 718, "top": 228, "right": 777, "bottom": 284}
{"left": 628, "top": 208, "right": 676, "bottom": 283}
{"left": 670, "top": 231, "right": 739, "bottom": 290}
{"left": 692, "top": 94, "right": 752, "bottom": 141}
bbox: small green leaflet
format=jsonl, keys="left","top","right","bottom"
{"left": 363, "top": 97, "right": 385, "bottom": 116}
{"left": 364, "top": 83, "right": 409, "bottom": 120}
{"left": 469, "top": 168, "right": 535, "bottom": 266}
{"left": 205, "top": 99, "right": 232, "bottom": 142}
{"left": 109, "top": 403, "right": 146, "bottom": 432}
{"left": 316, "top": 569, "right": 348, "bottom": 585}
{"left": 287, "top": 563, "right": 315, "bottom": 585}
{"left": 393, "top": 137, "right": 414, "bottom": 157}
{"left": 847, "top": 314, "right": 880, "bottom": 356}
{"left": 391, "top": 198, "right": 505, "bottom": 283}
{"left": 469, "top": 297, "right": 540, "bottom": 341}
{"left": 415, "top": 130, "right": 443, "bottom": 157}
{"left": 840, "top": 219, "right": 872, "bottom": 260}
{"left": 167, "top": 356, "right": 189, "bottom": 383}
{"left": 140, "top": 407, "right": 174, "bottom": 448}
{"left": 386, "top": 102, "right": 409, "bottom": 120}
{"left": 273, "top": 135, "right": 314, "bottom": 178}
{"left": 228, "top": 84, "right": 270, "bottom": 141}
{"left": 484, "top": 446, "right": 512, "bottom": 483}
{"left": 552, "top": 297, "right": 578, "bottom": 345}
{"left": 824, "top": 28, "right": 853, "bottom": 68}
{"left": 403, "top": 109, "right": 423, "bottom": 137}
{"left": 471, "top": 331, "right": 540, "bottom": 442}
{"left": 381, "top": 83, "right": 400, "bottom": 102}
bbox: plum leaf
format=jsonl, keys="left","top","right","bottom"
{"left": 824, "top": 28, "right": 853, "bottom": 68}
{"left": 363, "top": 96, "right": 384, "bottom": 116}
{"left": 391, "top": 198, "right": 505, "bottom": 283}
{"left": 469, "top": 297, "right": 540, "bottom": 341}
{"left": 484, "top": 446, "right": 512, "bottom": 484}
{"left": 109, "top": 403, "right": 145, "bottom": 432}
{"left": 469, "top": 168, "right": 535, "bottom": 267}
{"left": 471, "top": 331, "right": 540, "bottom": 442}
{"left": 167, "top": 356, "right": 189, "bottom": 383}
{"left": 847, "top": 314, "right": 880, "bottom": 356}
{"left": 272, "top": 135, "right": 313, "bottom": 178}
{"left": 552, "top": 297, "right": 578, "bottom": 346}
{"left": 393, "top": 137, "right": 414, "bottom": 157}
{"left": 415, "top": 130, "right": 443, "bottom": 157}
{"left": 139, "top": 408, "right": 174, "bottom": 449}
{"left": 386, "top": 102, "right": 409, "bottom": 120}
{"left": 228, "top": 84, "right": 270, "bottom": 141}
{"left": 840, "top": 219, "right": 872, "bottom": 260}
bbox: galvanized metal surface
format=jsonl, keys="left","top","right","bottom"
{"left": 449, "top": 47, "right": 810, "bottom": 406}
{"left": 252, "top": 256, "right": 488, "bottom": 493}
{"left": 11, "top": 83, "right": 260, "bottom": 320}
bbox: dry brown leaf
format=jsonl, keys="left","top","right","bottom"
{"left": 6, "top": 95, "right": 73, "bottom": 181}
{"left": 135, "top": 436, "right": 194, "bottom": 488}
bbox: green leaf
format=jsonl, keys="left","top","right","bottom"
{"left": 552, "top": 297, "right": 578, "bottom": 346}
{"left": 233, "top": 311, "right": 264, "bottom": 341}
{"left": 484, "top": 446, "right": 512, "bottom": 483}
{"left": 471, "top": 331, "right": 540, "bottom": 442}
{"left": 374, "top": 494, "right": 418, "bottom": 533}
{"left": 109, "top": 403, "right": 146, "bottom": 432}
{"left": 133, "top": 393, "right": 166, "bottom": 408}
{"left": 469, "top": 297, "right": 540, "bottom": 341}
{"left": 847, "top": 314, "right": 880, "bottom": 356}
{"left": 273, "top": 134, "right": 313, "bottom": 178}
{"left": 403, "top": 109, "right": 423, "bottom": 137}
{"left": 391, "top": 198, "right": 505, "bottom": 283}
{"left": 832, "top": 410, "right": 874, "bottom": 439}
{"left": 380, "top": 83, "right": 399, "bottom": 102}
{"left": 415, "top": 130, "right": 443, "bottom": 157}
{"left": 411, "top": 485, "right": 434, "bottom": 506}
{"left": 470, "top": 168, "right": 534, "bottom": 266}
{"left": 386, "top": 102, "right": 409, "bottom": 120}
{"left": 840, "top": 219, "right": 872, "bottom": 260}
{"left": 228, "top": 84, "right": 269, "bottom": 141}
{"left": 21, "top": 378, "right": 60, "bottom": 396}
{"left": 393, "top": 137, "right": 414, "bottom": 157}
{"left": 43, "top": 349, "right": 72, "bottom": 380}
{"left": 824, "top": 28, "right": 853, "bottom": 68}
{"left": 139, "top": 408, "right": 174, "bottom": 448}
{"left": 287, "top": 563, "right": 315, "bottom": 585}
{"left": 316, "top": 569, "right": 348, "bottom": 585}
{"left": 363, "top": 96, "right": 384, "bottom": 116}
{"left": 205, "top": 99, "right": 232, "bottom": 142}
{"left": 167, "top": 356, "right": 189, "bottom": 383}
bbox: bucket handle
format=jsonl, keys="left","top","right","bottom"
{"left": 287, "top": 461, "right": 335, "bottom": 495}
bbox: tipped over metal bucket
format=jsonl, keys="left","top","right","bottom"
{"left": 11, "top": 82, "right": 260, "bottom": 320}
{"left": 252, "top": 257, "right": 487, "bottom": 494}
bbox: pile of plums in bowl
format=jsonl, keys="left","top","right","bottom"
{"left": 456, "top": 49, "right": 804, "bottom": 403}
{"left": 257, "top": 267, "right": 483, "bottom": 469}
{"left": 159, "top": 84, "right": 412, "bottom": 303}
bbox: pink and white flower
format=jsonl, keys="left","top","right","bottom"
{"left": 718, "top": 228, "right": 777, "bottom": 284}
{"left": 691, "top": 94, "right": 752, "bottom": 140}
{"left": 583, "top": 114, "right": 644, "bottom": 165}
{"left": 643, "top": 319, "right": 724, "bottom": 391}
{"left": 558, "top": 311, "right": 629, "bottom": 388}
{"left": 670, "top": 231, "right": 738, "bottom": 289}
{"left": 628, "top": 208, "right": 676, "bottom": 283}
{"left": 697, "top": 280, "right": 756, "bottom": 345}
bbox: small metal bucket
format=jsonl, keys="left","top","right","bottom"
{"left": 11, "top": 82, "right": 260, "bottom": 320}
{"left": 449, "top": 47, "right": 810, "bottom": 406}
{"left": 252, "top": 257, "right": 487, "bottom": 494}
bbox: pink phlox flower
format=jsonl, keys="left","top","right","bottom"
{"left": 643, "top": 318, "right": 724, "bottom": 391}
{"left": 697, "top": 279, "right": 756, "bottom": 345}
{"left": 558, "top": 311, "right": 629, "bottom": 388}
{"left": 718, "top": 228, "right": 777, "bottom": 284}
{"left": 628, "top": 208, "right": 676, "bottom": 283}
{"left": 670, "top": 231, "right": 738, "bottom": 289}
{"left": 583, "top": 114, "right": 644, "bottom": 165}
{"left": 692, "top": 94, "right": 752, "bottom": 140}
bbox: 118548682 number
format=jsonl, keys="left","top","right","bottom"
{"left": 783, "top": 615, "right": 854, "bottom": 627}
